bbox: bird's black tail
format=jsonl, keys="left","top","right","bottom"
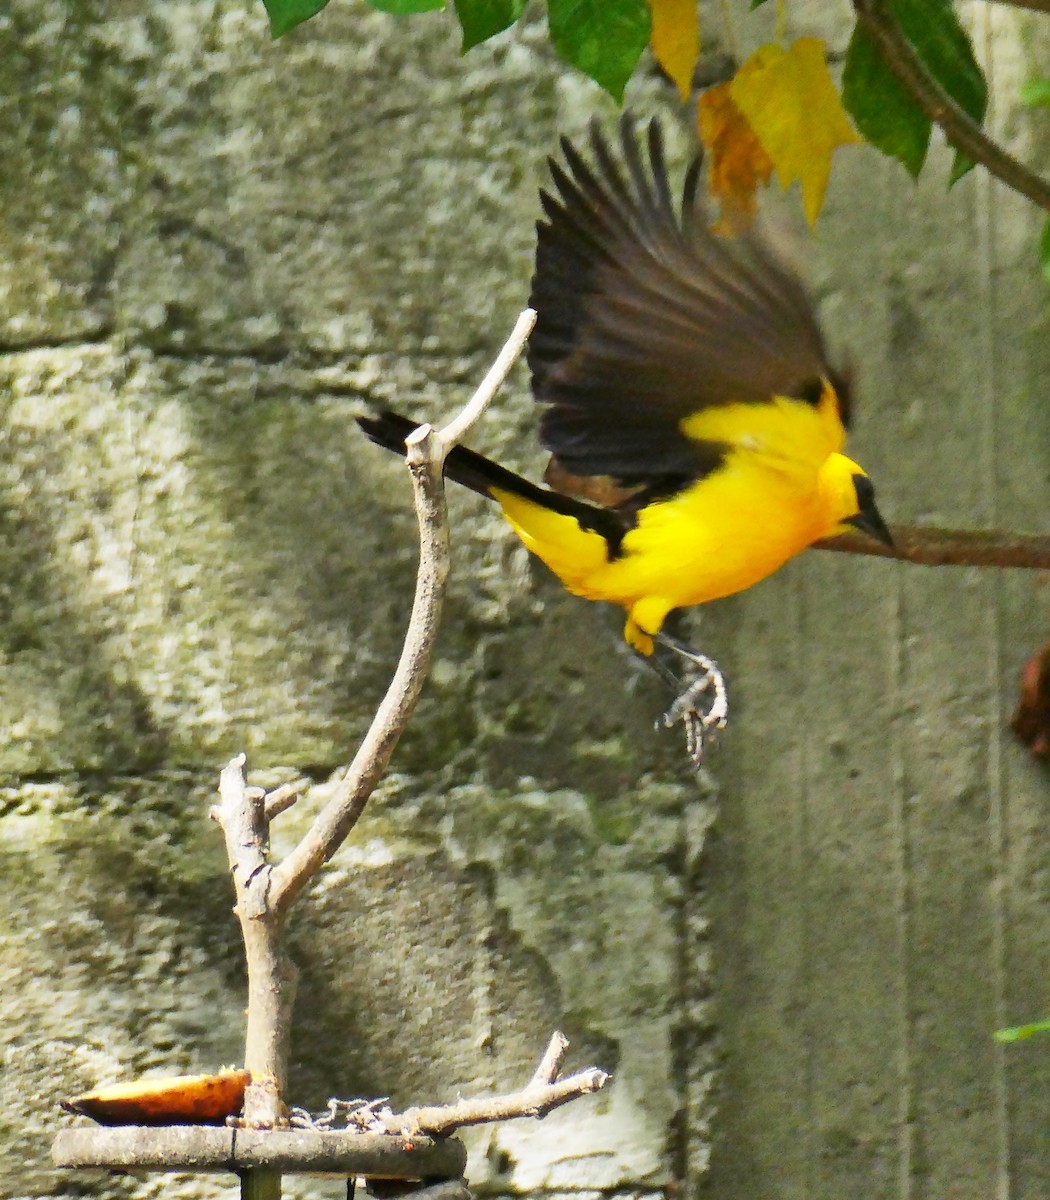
{"left": 356, "top": 411, "right": 539, "bottom": 502}
{"left": 355, "top": 410, "right": 625, "bottom": 546}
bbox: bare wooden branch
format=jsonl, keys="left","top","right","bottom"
{"left": 269, "top": 310, "right": 536, "bottom": 917}
{"left": 52, "top": 1126, "right": 466, "bottom": 1178}
{"left": 388, "top": 1069, "right": 608, "bottom": 1138}
{"left": 216, "top": 755, "right": 297, "bottom": 1128}
{"left": 437, "top": 308, "right": 536, "bottom": 450}
{"left": 852, "top": 0, "right": 1050, "bottom": 213}
{"left": 264, "top": 780, "right": 306, "bottom": 822}
{"left": 308, "top": 1034, "right": 608, "bottom": 1139}
{"left": 815, "top": 524, "right": 1050, "bottom": 568}
{"left": 529, "top": 1030, "right": 569, "bottom": 1087}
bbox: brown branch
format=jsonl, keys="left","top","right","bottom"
{"left": 815, "top": 524, "right": 1050, "bottom": 568}
{"left": 269, "top": 308, "right": 536, "bottom": 917}
{"left": 52, "top": 1126, "right": 467, "bottom": 1178}
{"left": 360, "top": 1033, "right": 609, "bottom": 1138}
{"left": 204, "top": 311, "right": 537, "bottom": 1141}
{"left": 214, "top": 755, "right": 298, "bottom": 1129}
{"left": 263, "top": 780, "right": 307, "bottom": 822}
{"left": 529, "top": 1029, "right": 569, "bottom": 1086}
{"left": 852, "top": 0, "right": 1050, "bottom": 213}
{"left": 395, "top": 1068, "right": 609, "bottom": 1137}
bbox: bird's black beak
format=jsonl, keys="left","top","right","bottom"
{"left": 847, "top": 474, "right": 895, "bottom": 548}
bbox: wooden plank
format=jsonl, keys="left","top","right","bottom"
{"left": 52, "top": 1126, "right": 467, "bottom": 1177}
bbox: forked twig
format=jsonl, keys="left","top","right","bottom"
{"left": 269, "top": 308, "right": 536, "bottom": 916}
{"left": 290, "top": 1032, "right": 609, "bottom": 1138}
{"left": 209, "top": 310, "right": 537, "bottom": 1130}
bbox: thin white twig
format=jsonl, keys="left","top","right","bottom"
{"left": 437, "top": 308, "right": 536, "bottom": 451}
{"left": 294, "top": 1033, "right": 608, "bottom": 1138}
{"left": 391, "top": 1067, "right": 609, "bottom": 1137}
{"left": 269, "top": 311, "right": 535, "bottom": 916}
{"left": 215, "top": 754, "right": 297, "bottom": 1128}
{"left": 263, "top": 780, "right": 307, "bottom": 821}
{"left": 529, "top": 1030, "right": 569, "bottom": 1087}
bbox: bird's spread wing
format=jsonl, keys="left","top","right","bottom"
{"left": 527, "top": 116, "right": 849, "bottom": 506}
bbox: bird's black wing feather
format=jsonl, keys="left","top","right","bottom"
{"left": 527, "top": 116, "right": 848, "bottom": 495}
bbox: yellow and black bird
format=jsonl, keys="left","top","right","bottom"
{"left": 358, "top": 118, "right": 892, "bottom": 753}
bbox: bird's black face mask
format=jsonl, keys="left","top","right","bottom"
{"left": 847, "top": 474, "right": 895, "bottom": 548}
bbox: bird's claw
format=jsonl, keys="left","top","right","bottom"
{"left": 657, "top": 650, "right": 728, "bottom": 768}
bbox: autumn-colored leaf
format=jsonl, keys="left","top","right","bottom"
{"left": 697, "top": 82, "right": 773, "bottom": 233}
{"left": 1011, "top": 642, "right": 1050, "bottom": 762}
{"left": 730, "top": 37, "right": 860, "bottom": 226}
{"left": 649, "top": 0, "right": 699, "bottom": 103}
{"left": 60, "top": 1069, "right": 251, "bottom": 1127}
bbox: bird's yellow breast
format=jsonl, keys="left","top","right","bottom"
{"left": 594, "top": 452, "right": 829, "bottom": 609}
{"left": 599, "top": 390, "right": 847, "bottom": 609}
{"left": 492, "top": 390, "right": 853, "bottom": 654}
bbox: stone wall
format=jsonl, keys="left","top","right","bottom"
{"left": 0, "top": 3, "right": 1047, "bottom": 1200}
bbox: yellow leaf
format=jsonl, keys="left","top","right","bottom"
{"left": 649, "top": 0, "right": 699, "bottom": 103}
{"left": 697, "top": 81, "right": 773, "bottom": 234}
{"left": 729, "top": 37, "right": 860, "bottom": 226}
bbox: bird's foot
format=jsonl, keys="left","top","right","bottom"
{"left": 652, "top": 634, "right": 728, "bottom": 767}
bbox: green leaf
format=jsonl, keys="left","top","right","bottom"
{"left": 547, "top": 0, "right": 651, "bottom": 102}
{"left": 843, "top": 25, "right": 930, "bottom": 178}
{"left": 749, "top": 0, "right": 772, "bottom": 8}
{"left": 367, "top": 0, "right": 445, "bottom": 13}
{"left": 842, "top": 0, "right": 987, "bottom": 183}
{"left": 948, "top": 149, "right": 974, "bottom": 186}
{"left": 1040, "top": 217, "right": 1050, "bottom": 286}
{"left": 994, "top": 1017, "right": 1050, "bottom": 1043}
{"left": 453, "top": 0, "right": 527, "bottom": 50}
{"left": 1020, "top": 78, "right": 1050, "bottom": 109}
{"left": 264, "top": 0, "right": 330, "bottom": 37}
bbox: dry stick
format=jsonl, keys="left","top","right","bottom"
{"left": 373, "top": 1033, "right": 608, "bottom": 1138}
{"left": 851, "top": 0, "right": 1050, "bottom": 214}
{"left": 269, "top": 307, "right": 536, "bottom": 917}
{"left": 530, "top": 1030, "right": 569, "bottom": 1087}
{"left": 213, "top": 756, "right": 297, "bottom": 1131}
{"left": 816, "top": 524, "right": 1050, "bottom": 569}
{"left": 211, "top": 310, "right": 536, "bottom": 1148}
{"left": 391, "top": 1069, "right": 609, "bottom": 1138}
{"left": 264, "top": 780, "right": 307, "bottom": 822}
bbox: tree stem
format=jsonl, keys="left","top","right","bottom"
{"left": 851, "top": 0, "right": 1050, "bottom": 213}
{"left": 815, "top": 523, "right": 1050, "bottom": 568}
{"left": 216, "top": 756, "right": 297, "bottom": 1129}
{"left": 269, "top": 309, "right": 536, "bottom": 916}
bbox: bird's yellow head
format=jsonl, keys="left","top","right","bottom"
{"left": 819, "top": 453, "right": 895, "bottom": 547}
